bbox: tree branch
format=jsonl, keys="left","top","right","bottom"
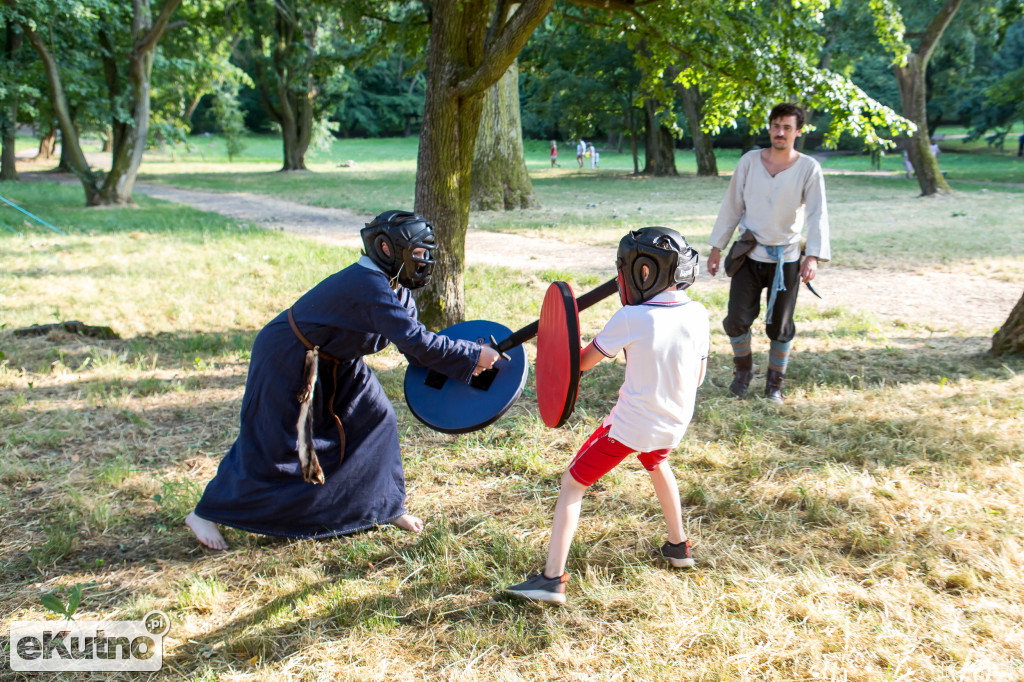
{"left": 560, "top": 9, "right": 618, "bottom": 29}
{"left": 567, "top": 0, "right": 659, "bottom": 10}
{"left": 136, "top": 0, "right": 184, "bottom": 54}
{"left": 916, "top": 0, "right": 963, "bottom": 65}
{"left": 456, "top": 0, "right": 555, "bottom": 99}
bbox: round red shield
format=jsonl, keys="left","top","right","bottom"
{"left": 536, "top": 281, "right": 581, "bottom": 428}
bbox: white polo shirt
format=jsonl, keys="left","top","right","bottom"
{"left": 592, "top": 290, "right": 709, "bottom": 452}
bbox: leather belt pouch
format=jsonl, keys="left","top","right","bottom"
{"left": 724, "top": 230, "right": 757, "bottom": 277}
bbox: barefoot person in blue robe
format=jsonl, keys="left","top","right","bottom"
{"left": 186, "top": 210, "right": 499, "bottom": 549}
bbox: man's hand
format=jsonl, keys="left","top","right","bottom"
{"left": 800, "top": 256, "right": 818, "bottom": 283}
{"left": 707, "top": 247, "right": 721, "bottom": 277}
{"left": 474, "top": 345, "right": 500, "bottom": 375}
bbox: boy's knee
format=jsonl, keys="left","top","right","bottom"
{"left": 561, "top": 469, "right": 588, "bottom": 489}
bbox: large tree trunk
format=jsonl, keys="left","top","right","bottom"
{"left": 36, "top": 126, "right": 57, "bottom": 161}
{"left": 470, "top": 59, "right": 536, "bottom": 211}
{"left": 246, "top": 0, "right": 314, "bottom": 172}
{"left": 55, "top": 129, "right": 74, "bottom": 173}
{"left": 677, "top": 82, "right": 716, "bottom": 177}
{"left": 21, "top": 24, "right": 101, "bottom": 204}
{"left": 95, "top": 0, "right": 182, "bottom": 205}
{"left": 20, "top": 0, "right": 180, "bottom": 205}
{"left": 642, "top": 99, "right": 676, "bottom": 176}
{"left": 894, "top": 55, "right": 949, "bottom": 196}
{"left": 0, "top": 122, "right": 16, "bottom": 182}
{"left": 414, "top": 6, "right": 486, "bottom": 330}
{"left": 414, "top": 0, "right": 554, "bottom": 330}
{"left": 992, "top": 289, "right": 1024, "bottom": 356}
{"left": 279, "top": 79, "right": 314, "bottom": 171}
{"left": 628, "top": 107, "right": 640, "bottom": 174}
{"left": 0, "top": 26, "right": 20, "bottom": 182}
{"left": 893, "top": 0, "right": 962, "bottom": 196}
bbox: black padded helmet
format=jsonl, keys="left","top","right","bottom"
{"left": 360, "top": 210, "right": 436, "bottom": 289}
{"left": 616, "top": 226, "right": 699, "bottom": 305}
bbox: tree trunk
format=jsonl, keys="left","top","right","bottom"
{"left": 470, "top": 59, "right": 536, "bottom": 211}
{"left": 642, "top": 99, "right": 677, "bottom": 176}
{"left": 0, "top": 25, "right": 20, "bottom": 182}
{"left": 95, "top": 0, "right": 182, "bottom": 205}
{"left": 55, "top": 129, "right": 74, "bottom": 172}
{"left": 894, "top": 55, "right": 949, "bottom": 196}
{"left": 279, "top": 77, "right": 313, "bottom": 171}
{"left": 245, "top": 0, "right": 314, "bottom": 172}
{"left": 991, "top": 289, "right": 1024, "bottom": 356}
{"left": 21, "top": 23, "right": 101, "bottom": 204}
{"left": 20, "top": 0, "right": 179, "bottom": 205}
{"left": 414, "top": 0, "right": 554, "bottom": 330}
{"left": 628, "top": 107, "right": 639, "bottom": 174}
{"left": 414, "top": 7, "right": 484, "bottom": 330}
{"left": 0, "top": 124, "right": 16, "bottom": 182}
{"left": 741, "top": 124, "right": 756, "bottom": 154}
{"left": 677, "top": 83, "right": 716, "bottom": 177}
{"left": 892, "top": 0, "right": 962, "bottom": 196}
{"left": 36, "top": 127, "right": 57, "bottom": 161}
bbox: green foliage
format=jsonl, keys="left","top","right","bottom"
{"left": 41, "top": 584, "right": 83, "bottom": 620}
{"left": 333, "top": 55, "right": 426, "bottom": 137}
{"left": 868, "top": 0, "right": 910, "bottom": 65}
{"left": 963, "top": 18, "right": 1024, "bottom": 146}
{"left": 520, "top": 15, "right": 642, "bottom": 141}
{"left": 210, "top": 80, "right": 248, "bottom": 161}
{"left": 635, "top": 0, "right": 913, "bottom": 149}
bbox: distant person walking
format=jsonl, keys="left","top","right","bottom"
{"left": 588, "top": 143, "right": 598, "bottom": 169}
{"left": 576, "top": 139, "right": 586, "bottom": 168}
{"left": 550, "top": 140, "right": 559, "bottom": 167}
{"left": 1018, "top": 133, "right": 1023, "bottom": 158}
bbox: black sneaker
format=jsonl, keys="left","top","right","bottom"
{"left": 504, "top": 572, "right": 569, "bottom": 605}
{"left": 655, "top": 539, "right": 695, "bottom": 568}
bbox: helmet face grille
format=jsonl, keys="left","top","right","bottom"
{"left": 361, "top": 211, "right": 436, "bottom": 289}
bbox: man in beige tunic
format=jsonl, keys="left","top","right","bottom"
{"left": 706, "top": 103, "right": 830, "bottom": 403}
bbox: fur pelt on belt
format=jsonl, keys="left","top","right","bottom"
{"left": 296, "top": 348, "right": 326, "bottom": 484}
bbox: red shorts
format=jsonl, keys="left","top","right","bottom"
{"left": 567, "top": 422, "right": 670, "bottom": 486}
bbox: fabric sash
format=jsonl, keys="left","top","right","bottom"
{"left": 765, "top": 245, "right": 787, "bottom": 325}
{"left": 288, "top": 308, "right": 346, "bottom": 484}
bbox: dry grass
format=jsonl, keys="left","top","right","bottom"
{"left": 2, "top": 177, "right": 1024, "bottom": 681}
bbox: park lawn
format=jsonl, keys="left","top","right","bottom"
{"left": 817, "top": 145, "right": 1024, "bottom": 185}
{"left": 125, "top": 134, "right": 1024, "bottom": 277}
{"left": 2, "top": 176, "right": 1024, "bottom": 680}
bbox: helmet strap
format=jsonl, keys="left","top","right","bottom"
{"left": 389, "top": 262, "right": 405, "bottom": 289}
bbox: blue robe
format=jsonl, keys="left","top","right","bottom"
{"left": 194, "top": 258, "right": 480, "bottom": 538}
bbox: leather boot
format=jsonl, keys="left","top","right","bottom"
{"left": 729, "top": 355, "right": 755, "bottom": 398}
{"left": 764, "top": 369, "right": 785, "bottom": 404}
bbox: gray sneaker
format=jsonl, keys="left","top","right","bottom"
{"left": 655, "top": 539, "right": 695, "bottom": 568}
{"left": 504, "top": 572, "right": 569, "bottom": 605}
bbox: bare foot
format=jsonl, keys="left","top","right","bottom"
{"left": 185, "top": 512, "right": 229, "bottom": 550}
{"left": 391, "top": 514, "right": 424, "bottom": 534}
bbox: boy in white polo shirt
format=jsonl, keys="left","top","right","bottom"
{"left": 505, "top": 227, "right": 709, "bottom": 605}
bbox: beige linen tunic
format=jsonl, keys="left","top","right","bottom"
{"left": 710, "top": 150, "right": 830, "bottom": 264}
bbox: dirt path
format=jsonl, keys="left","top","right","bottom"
{"left": 134, "top": 183, "right": 1020, "bottom": 334}
{"left": 19, "top": 177, "right": 1014, "bottom": 334}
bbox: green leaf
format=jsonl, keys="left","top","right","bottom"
{"left": 65, "top": 585, "right": 82, "bottom": 619}
{"left": 40, "top": 593, "right": 68, "bottom": 618}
